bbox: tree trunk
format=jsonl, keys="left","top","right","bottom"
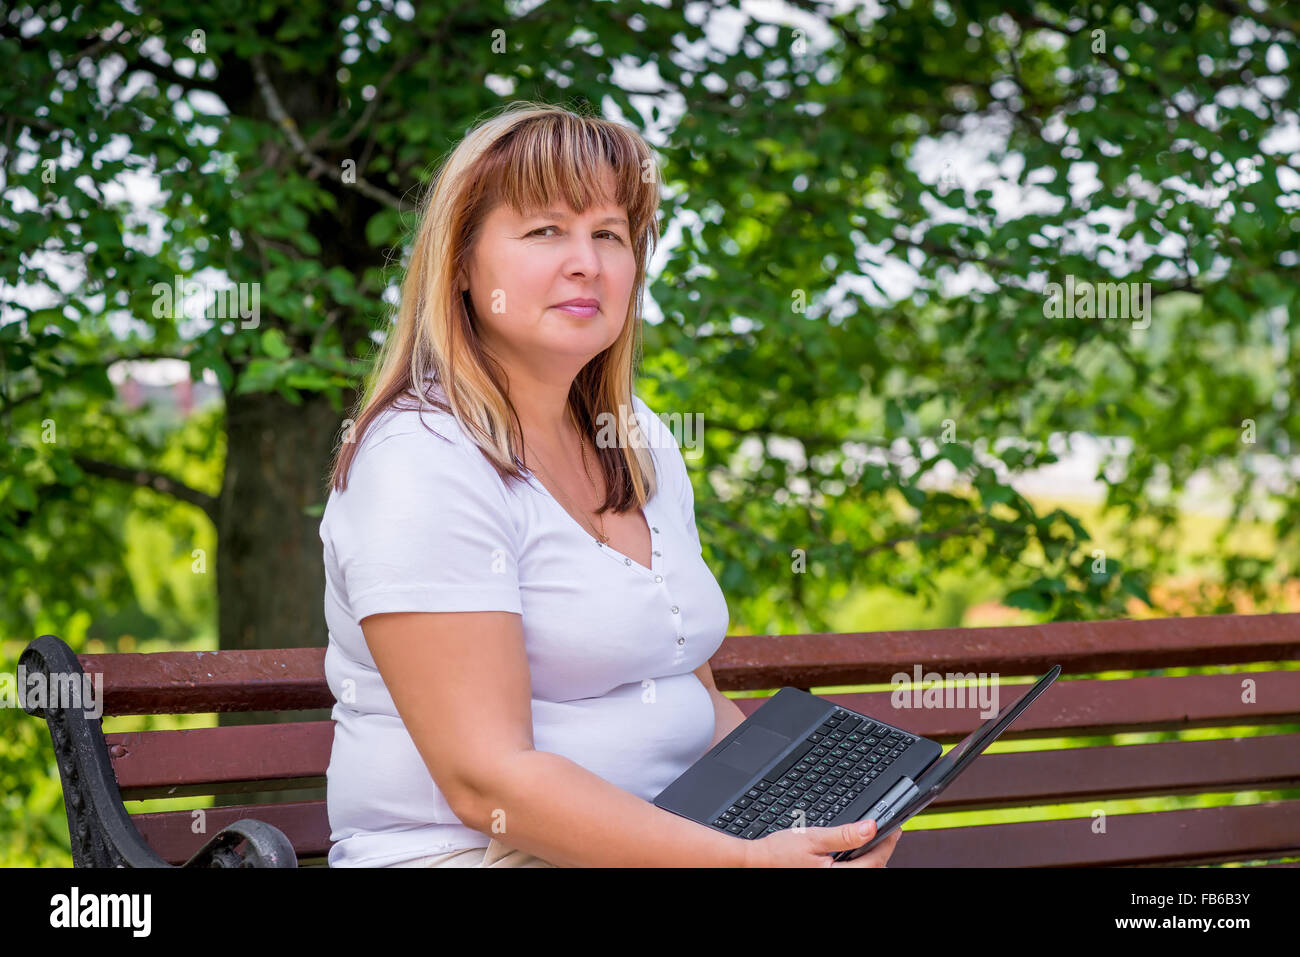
{"left": 212, "top": 388, "right": 343, "bottom": 840}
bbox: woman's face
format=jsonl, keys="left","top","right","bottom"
{"left": 462, "top": 165, "right": 636, "bottom": 384}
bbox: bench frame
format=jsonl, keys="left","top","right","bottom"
{"left": 20, "top": 635, "right": 297, "bottom": 868}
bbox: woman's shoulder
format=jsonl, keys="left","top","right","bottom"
{"left": 347, "top": 393, "right": 498, "bottom": 486}
{"left": 325, "top": 394, "right": 514, "bottom": 534}
{"left": 364, "top": 400, "right": 457, "bottom": 446}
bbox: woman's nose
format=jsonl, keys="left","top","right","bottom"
{"left": 560, "top": 238, "right": 602, "bottom": 275}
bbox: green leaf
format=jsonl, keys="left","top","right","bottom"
{"left": 1120, "top": 576, "right": 1152, "bottom": 606}
{"left": 365, "top": 208, "right": 402, "bottom": 247}
{"left": 234, "top": 358, "right": 283, "bottom": 395}
{"left": 1053, "top": 509, "right": 1090, "bottom": 541}
{"left": 276, "top": 383, "right": 303, "bottom": 405}
{"left": 77, "top": 364, "right": 116, "bottom": 401}
{"left": 940, "top": 442, "right": 974, "bottom": 470}
{"left": 10, "top": 478, "right": 37, "bottom": 510}
{"left": 53, "top": 457, "right": 84, "bottom": 485}
{"left": 978, "top": 480, "right": 1014, "bottom": 507}
{"left": 900, "top": 484, "right": 926, "bottom": 507}
{"left": 207, "top": 355, "right": 235, "bottom": 392}
{"left": 285, "top": 372, "right": 336, "bottom": 391}
{"left": 884, "top": 397, "right": 904, "bottom": 433}
{"left": 260, "top": 328, "right": 292, "bottom": 359}
{"left": 1004, "top": 587, "right": 1052, "bottom": 612}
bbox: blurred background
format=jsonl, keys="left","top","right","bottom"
{"left": 3, "top": 0, "right": 1297, "bottom": 865}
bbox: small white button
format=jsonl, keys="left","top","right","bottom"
{"left": 677, "top": 637, "right": 685, "bottom": 645}
{"left": 624, "top": 558, "right": 631, "bottom": 565}
{"left": 671, "top": 605, "right": 679, "bottom": 614}
{"left": 654, "top": 575, "right": 663, "bottom": 583}
{"left": 652, "top": 526, "right": 659, "bottom": 533}
{"left": 654, "top": 550, "right": 661, "bottom": 557}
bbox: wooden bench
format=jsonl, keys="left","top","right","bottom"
{"left": 20, "top": 613, "right": 1300, "bottom": 867}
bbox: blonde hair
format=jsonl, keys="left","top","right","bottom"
{"left": 327, "top": 101, "right": 663, "bottom": 514}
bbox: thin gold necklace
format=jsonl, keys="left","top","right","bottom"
{"left": 526, "top": 432, "right": 610, "bottom": 545}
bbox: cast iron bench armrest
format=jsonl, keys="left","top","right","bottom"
{"left": 19, "top": 634, "right": 297, "bottom": 868}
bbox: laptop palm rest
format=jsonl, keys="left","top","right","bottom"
{"left": 716, "top": 726, "right": 792, "bottom": 775}
{"left": 655, "top": 687, "right": 832, "bottom": 820}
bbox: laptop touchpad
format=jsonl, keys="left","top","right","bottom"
{"left": 716, "top": 726, "right": 790, "bottom": 775}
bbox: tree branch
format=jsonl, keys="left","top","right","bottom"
{"left": 111, "top": 45, "right": 221, "bottom": 96}
{"left": 250, "top": 52, "right": 410, "bottom": 213}
{"left": 72, "top": 455, "right": 219, "bottom": 523}
{"left": 0, "top": 348, "right": 202, "bottom": 415}
{"left": 1205, "top": 0, "right": 1300, "bottom": 36}
{"left": 310, "top": 48, "right": 424, "bottom": 151}
{"left": 0, "top": 23, "right": 221, "bottom": 96}
{"left": 850, "top": 516, "right": 984, "bottom": 560}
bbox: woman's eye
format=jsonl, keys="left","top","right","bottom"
{"left": 530, "top": 226, "right": 623, "bottom": 243}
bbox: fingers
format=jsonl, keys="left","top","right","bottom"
{"left": 832, "top": 819, "right": 877, "bottom": 851}
{"left": 835, "top": 829, "right": 902, "bottom": 868}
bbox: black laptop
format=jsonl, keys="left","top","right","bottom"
{"left": 654, "top": 664, "right": 1061, "bottom": 862}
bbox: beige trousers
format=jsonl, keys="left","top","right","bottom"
{"left": 388, "top": 836, "right": 558, "bottom": 868}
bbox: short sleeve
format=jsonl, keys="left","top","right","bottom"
{"left": 633, "top": 396, "right": 703, "bottom": 555}
{"left": 324, "top": 423, "right": 522, "bottom": 622}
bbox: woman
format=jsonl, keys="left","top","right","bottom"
{"left": 319, "top": 102, "right": 902, "bottom": 868}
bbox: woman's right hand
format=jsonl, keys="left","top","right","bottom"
{"left": 742, "top": 818, "right": 902, "bottom": 867}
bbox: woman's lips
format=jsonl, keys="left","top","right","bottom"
{"left": 552, "top": 304, "right": 599, "bottom": 317}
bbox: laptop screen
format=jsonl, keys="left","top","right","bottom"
{"left": 911, "top": 665, "right": 1062, "bottom": 797}
{"left": 835, "top": 665, "right": 1061, "bottom": 861}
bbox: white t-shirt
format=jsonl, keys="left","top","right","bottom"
{"left": 320, "top": 383, "right": 730, "bottom": 867}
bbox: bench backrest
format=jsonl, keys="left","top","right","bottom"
{"left": 31, "top": 613, "right": 1300, "bottom": 866}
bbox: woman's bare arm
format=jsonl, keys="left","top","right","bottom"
{"left": 362, "top": 609, "right": 751, "bottom": 867}
{"left": 455, "top": 749, "right": 748, "bottom": 867}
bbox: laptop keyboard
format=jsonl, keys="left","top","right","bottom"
{"left": 711, "top": 708, "right": 918, "bottom": 839}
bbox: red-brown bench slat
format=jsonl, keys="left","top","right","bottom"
{"left": 77, "top": 613, "right": 1300, "bottom": 714}
{"left": 712, "top": 613, "right": 1300, "bottom": 689}
{"left": 934, "top": 733, "right": 1300, "bottom": 809}
{"left": 109, "top": 721, "right": 334, "bottom": 799}
{"left": 79, "top": 648, "right": 331, "bottom": 716}
{"left": 108, "top": 717, "right": 1300, "bottom": 809}
{"left": 131, "top": 801, "right": 332, "bottom": 866}
{"left": 733, "top": 671, "right": 1300, "bottom": 737}
{"left": 887, "top": 800, "right": 1300, "bottom": 867}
